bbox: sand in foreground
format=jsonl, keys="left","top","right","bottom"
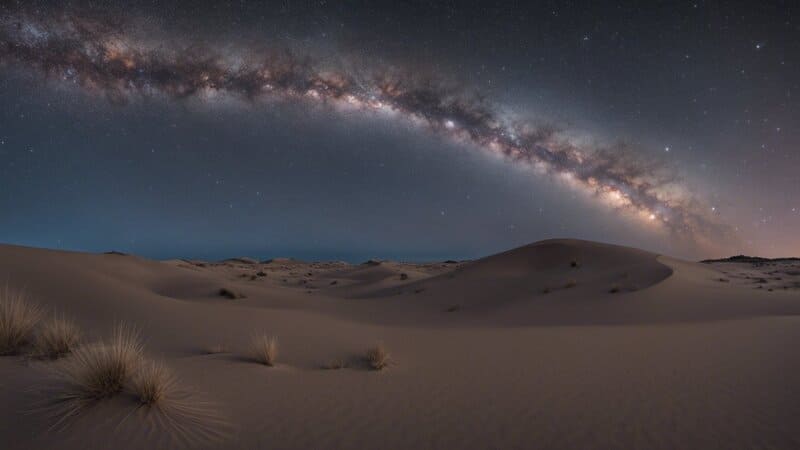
{"left": 1, "top": 239, "right": 800, "bottom": 449}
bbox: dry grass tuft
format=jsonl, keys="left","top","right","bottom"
{"left": 366, "top": 343, "right": 390, "bottom": 370}
{"left": 564, "top": 279, "right": 577, "bottom": 289}
{"left": 41, "top": 323, "right": 143, "bottom": 428}
{"left": 55, "top": 324, "right": 143, "bottom": 399}
{"left": 250, "top": 334, "right": 278, "bottom": 366}
{"left": 130, "top": 360, "right": 177, "bottom": 407}
{"left": 218, "top": 288, "right": 245, "bottom": 299}
{"left": 0, "top": 286, "right": 42, "bottom": 355}
{"left": 35, "top": 325, "right": 234, "bottom": 445}
{"left": 128, "top": 360, "right": 235, "bottom": 447}
{"left": 34, "top": 315, "right": 82, "bottom": 359}
{"left": 323, "top": 358, "right": 348, "bottom": 370}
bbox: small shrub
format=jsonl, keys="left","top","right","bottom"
{"left": 366, "top": 343, "right": 390, "bottom": 370}
{"left": 0, "top": 287, "right": 42, "bottom": 355}
{"left": 542, "top": 287, "right": 550, "bottom": 294}
{"left": 564, "top": 279, "right": 577, "bottom": 289}
{"left": 400, "top": 273, "right": 409, "bottom": 280}
{"left": 40, "top": 326, "right": 232, "bottom": 441}
{"left": 609, "top": 284, "right": 621, "bottom": 293}
{"left": 570, "top": 260, "right": 579, "bottom": 268}
{"left": 250, "top": 334, "right": 278, "bottom": 366}
{"left": 323, "top": 358, "right": 347, "bottom": 370}
{"left": 54, "top": 323, "right": 143, "bottom": 401}
{"left": 218, "top": 288, "right": 245, "bottom": 299}
{"left": 445, "top": 304, "right": 461, "bottom": 312}
{"left": 35, "top": 315, "right": 82, "bottom": 359}
{"left": 130, "top": 360, "right": 176, "bottom": 407}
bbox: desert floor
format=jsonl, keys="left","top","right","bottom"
{"left": 1, "top": 239, "right": 800, "bottom": 449}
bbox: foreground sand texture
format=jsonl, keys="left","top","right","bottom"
{"left": 1, "top": 239, "right": 800, "bottom": 449}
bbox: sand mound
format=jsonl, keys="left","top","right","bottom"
{"left": 222, "top": 257, "right": 258, "bottom": 265}
{"left": 355, "top": 239, "right": 672, "bottom": 315}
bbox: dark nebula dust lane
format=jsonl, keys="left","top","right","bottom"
{"left": 0, "top": 10, "right": 731, "bottom": 248}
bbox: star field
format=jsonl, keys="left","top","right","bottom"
{"left": 0, "top": 0, "right": 798, "bottom": 260}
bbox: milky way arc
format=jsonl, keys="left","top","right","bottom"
{"left": 0, "top": 11, "right": 731, "bottom": 247}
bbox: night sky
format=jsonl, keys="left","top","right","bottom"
{"left": 1, "top": 1, "right": 798, "bottom": 261}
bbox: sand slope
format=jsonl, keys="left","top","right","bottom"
{"left": 1, "top": 239, "right": 800, "bottom": 449}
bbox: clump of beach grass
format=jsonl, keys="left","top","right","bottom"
{"left": 250, "top": 334, "right": 278, "bottom": 366}
{"left": 323, "top": 358, "right": 348, "bottom": 370}
{"left": 59, "top": 324, "right": 143, "bottom": 398}
{"left": 34, "top": 323, "right": 234, "bottom": 446}
{"left": 0, "top": 286, "right": 42, "bottom": 355}
{"left": 130, "top": 360, "right": 177, "bottom": 407}
{"left": 40, "top": 323, "right": 143, "bottom": 428}
{"left": 34, "top": 315, "right": 82, "bottom": 359}
{"left": 218, "top": 288, "right": 246, "bottom": 299}
{"left": 365, "top": 343, "right": 390, "bottom": 371}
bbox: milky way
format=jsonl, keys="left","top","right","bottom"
{"left": 0, "top": 11, "right": 731, "bottom": 248}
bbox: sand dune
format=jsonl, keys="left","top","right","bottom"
{"left": 1, "top": 239, "right": 800, "bottom": 449}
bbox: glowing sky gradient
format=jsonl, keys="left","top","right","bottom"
{"left": 1, "top": 2, "right": 798, "bottom": 260}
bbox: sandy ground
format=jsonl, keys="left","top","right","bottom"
{"left": 1, "top": 238, "right": 799, "bottom": 449}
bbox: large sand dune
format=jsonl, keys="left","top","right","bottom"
{"left": 1, "top": 239, "right": 800, "bottom": 449}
